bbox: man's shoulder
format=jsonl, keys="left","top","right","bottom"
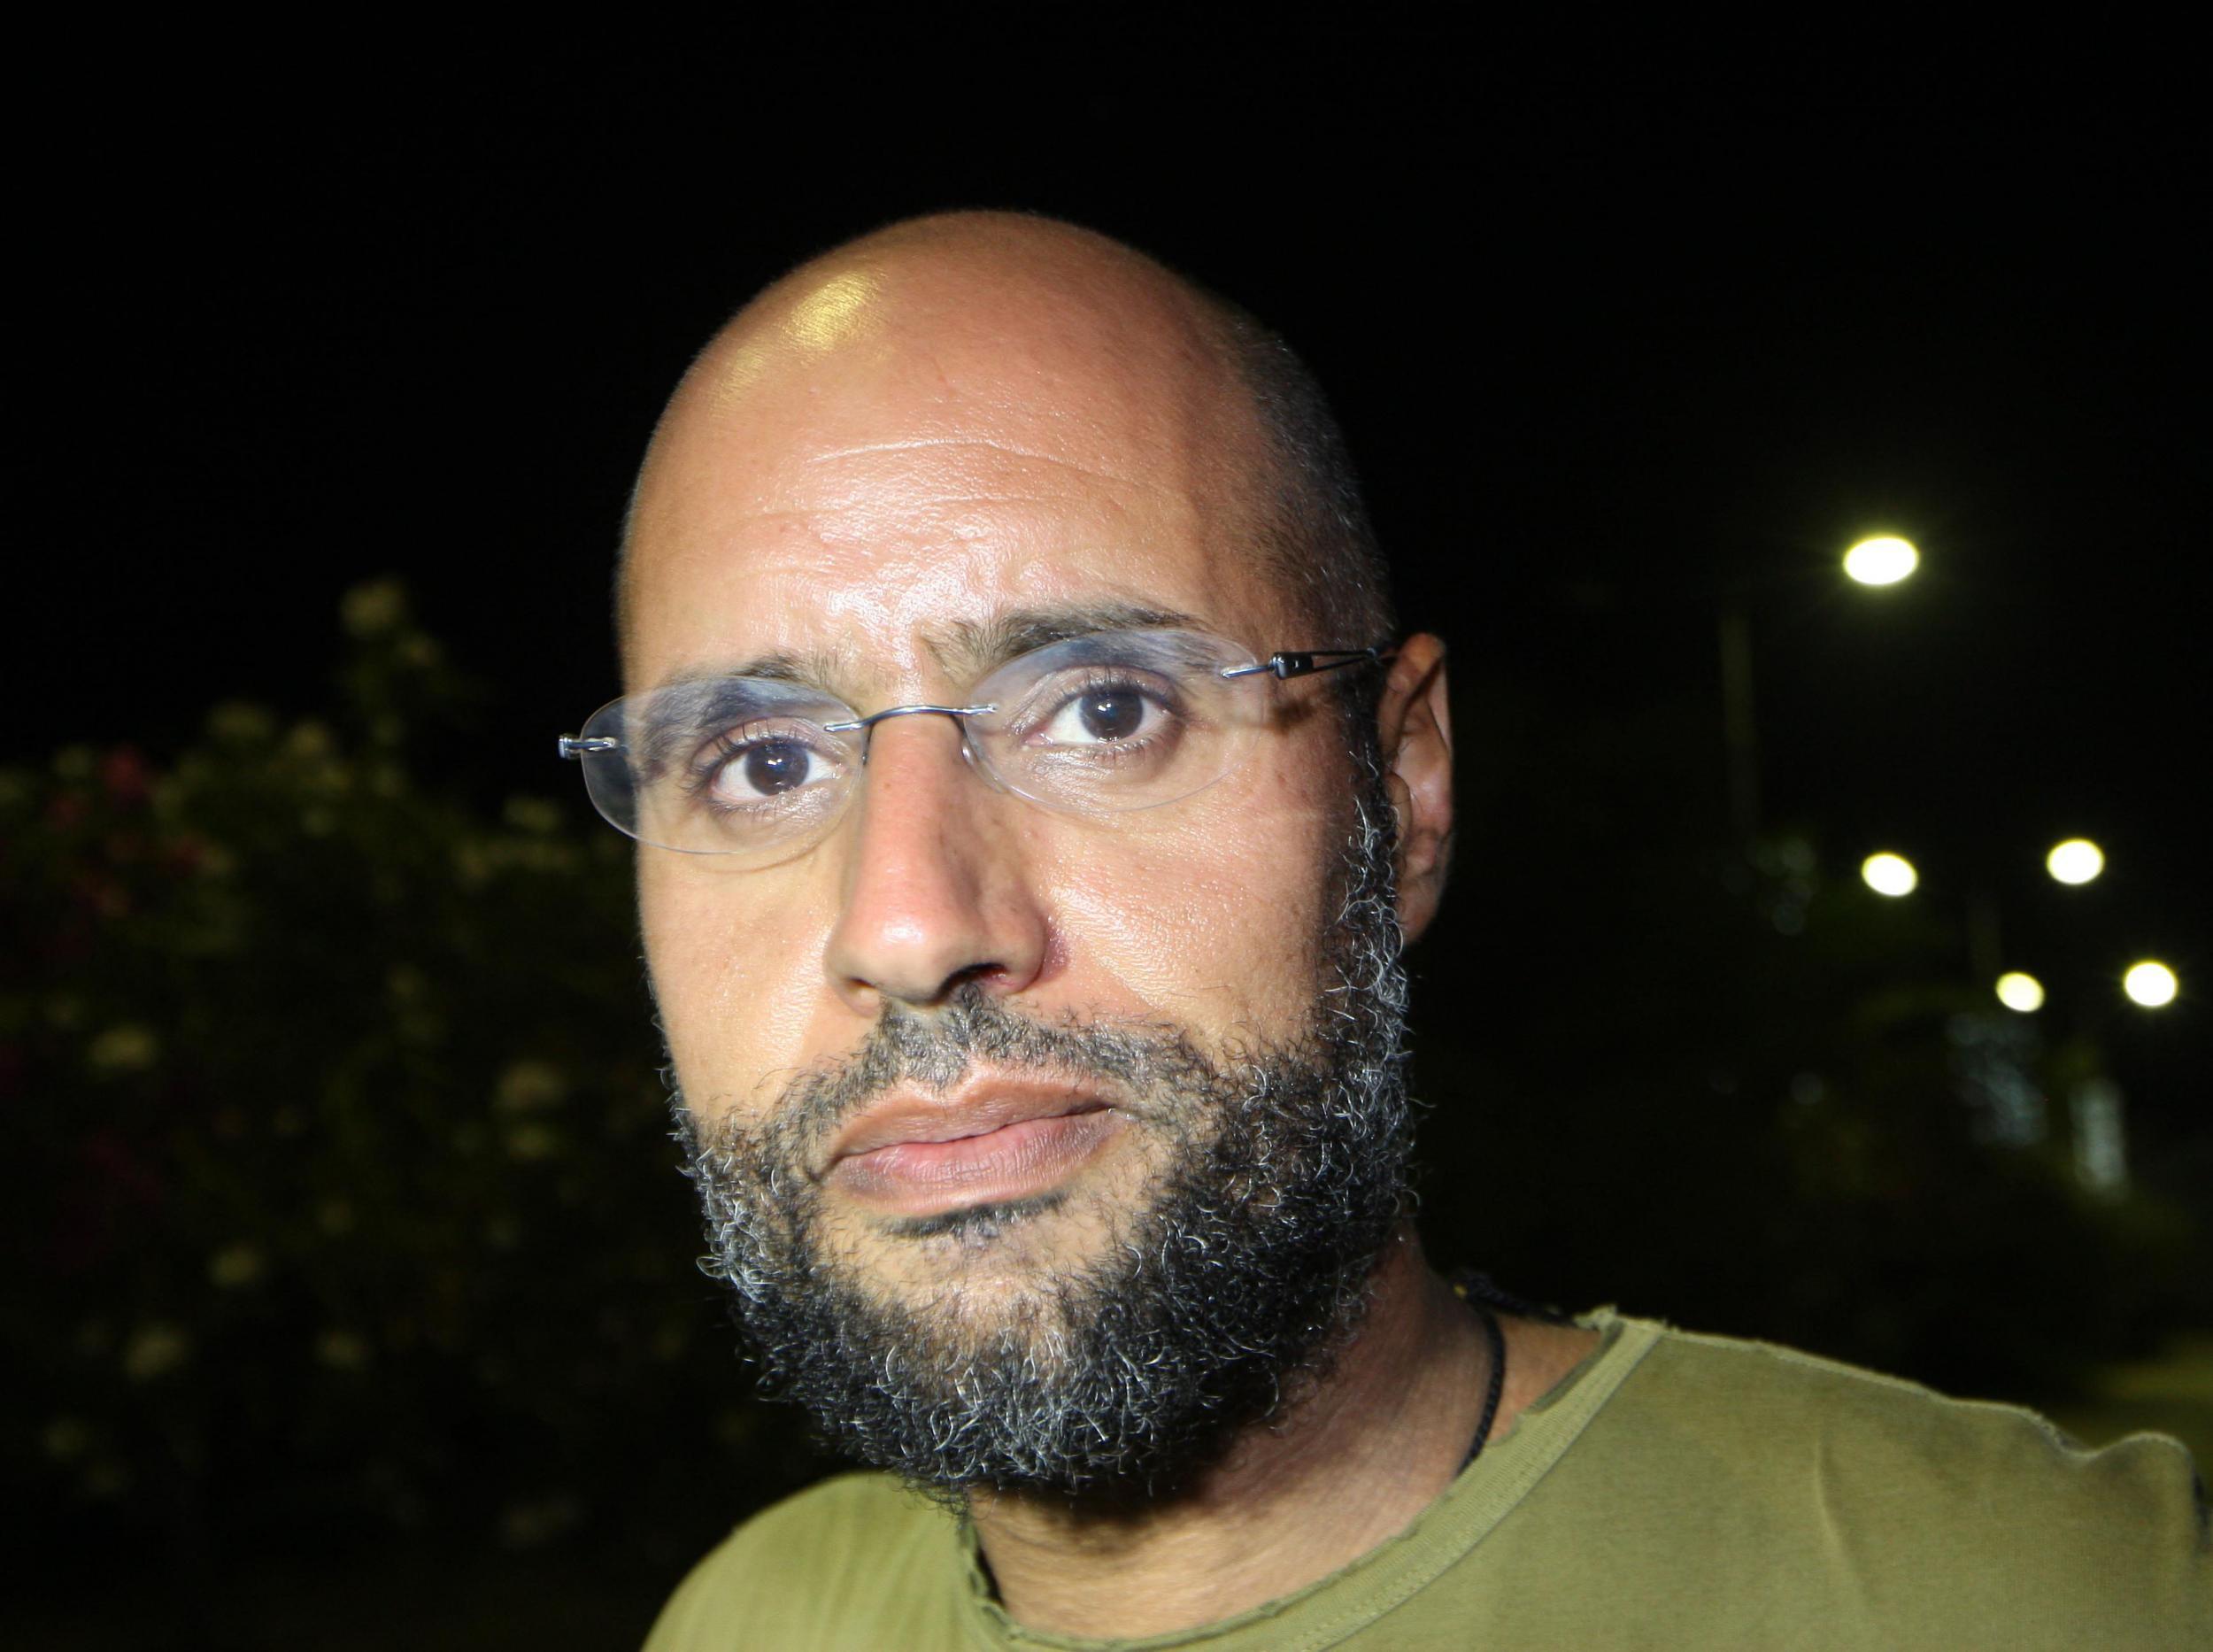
{"left": 1631, "top": 1314, "right": 2193, "bottom": 1474}
{"left": 1531, "top": 1315, "right": 2212, "bottom": 1644}
{"left": 642, "top": 1471, "right": 967, "bottom": 1652}
{"left": 734, "top": 1467, "right": 945, "bottom": 1552}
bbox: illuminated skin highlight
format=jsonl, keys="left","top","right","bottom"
{"left": 622, "top": 212, "right": 1567, "bottom": 1639}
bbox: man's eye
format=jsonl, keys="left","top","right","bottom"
{"left": 706, "top": 736, "right": 836, "bottom": 803}
{"left": 1037, "top": 685, "right": 1165, "bottom": 745}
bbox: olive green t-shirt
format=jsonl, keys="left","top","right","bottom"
{"left": 644, "top": 1314, "right": 2210, "bottom": 1649}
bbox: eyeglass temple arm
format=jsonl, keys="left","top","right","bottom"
{"left": 1221, "top": 647, "right": 1394, "bottom": 682}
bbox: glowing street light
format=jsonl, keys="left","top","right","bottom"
{"left": 1719, "top": 532, "right": 1923, "bottom": 842}
{"left": 2046, "top": 838, "right": 2105, "bottom": 885}
{"left": 1843, "top": 536, "right": 1919, "bottom": 587}
{"left": 1861, "top": 852, "right": 1918, "bottom": 897}
{"left": 1994, "top": 972, "right": 2046, "bottom": 1013}
{"left": 2123, "top": 961, "right": 2178, "bottom": 1008}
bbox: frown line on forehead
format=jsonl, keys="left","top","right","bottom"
{"left": 648, "top": 598, "right": 1212, "bottom": 697}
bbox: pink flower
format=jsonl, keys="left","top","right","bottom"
{"left": 100, "top": 747, "right": 153, "bottom": 808}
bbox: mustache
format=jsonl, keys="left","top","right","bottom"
{"left": 747, "top": 986, "right": 1222, "bottom": 1168}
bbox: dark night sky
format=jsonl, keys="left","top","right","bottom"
{"left": 24, "top": 43, "right": 2207, "bottom": 1103}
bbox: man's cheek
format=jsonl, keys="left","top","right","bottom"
{"left": 1050, "top": 852, "right": 1319, "bottom": 1036}
{"left": 644, "top": 892, "right": 813, "bottom": 1105}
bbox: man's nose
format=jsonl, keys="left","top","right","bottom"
{"left": 821, "top": 713, "right": 1050, "bottom": 1015}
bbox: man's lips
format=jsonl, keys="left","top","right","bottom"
{"left": 821, "top": 1077, "right": 1123, "bottom": 1215}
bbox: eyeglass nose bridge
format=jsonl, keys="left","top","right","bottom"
{"left": 820, "top": 702, "right": 999, "bottom": 766}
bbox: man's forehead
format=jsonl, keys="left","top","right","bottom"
{"left": 640, "top": 306, "right": 1245, "bottom": 534}
{"left": 628, "top": 463, "right": 1269, "bottom": 668}
{"left": 620, "top": 217, "right": 1298, "bottom": 687}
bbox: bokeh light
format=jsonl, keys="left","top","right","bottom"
{"left": 1995, "top": 972, "right": 2046, "bottom": 1013}
{"left": 1843, "top": 536, "right": 1919, "bottom": 586}
{"left": 1861, "top": 852, "right": 1918, "bottom": 897}
{"left": 2047, "top": 838, "right": 2105, "bottom": 884}
{"left": 2123, "top": 961, "right": 2178, "bottom": 1007}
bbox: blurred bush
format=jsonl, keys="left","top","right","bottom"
{"left": 0, "top": 583, "right": 821, "bottom": 1595}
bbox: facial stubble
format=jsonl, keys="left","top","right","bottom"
{"left": 671, "top": 762, "right": 1415, "bottom": 1501}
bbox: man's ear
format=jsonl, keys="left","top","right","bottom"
{"left": 1375, "top": 633, "right": 1453, "bottom": 942}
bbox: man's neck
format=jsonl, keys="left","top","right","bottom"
{"left": 963, "top": 1231, "right": 1600, "bottom": 1640}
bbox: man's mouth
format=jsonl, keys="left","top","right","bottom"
{"left": 822, "top": 1077, "right": 1123, "bottom": 1216}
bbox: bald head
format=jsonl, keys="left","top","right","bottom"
{"left": 617, "top": 212, "right": 1391, "bottom": 669}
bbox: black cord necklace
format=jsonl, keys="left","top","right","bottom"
{"left": 1451, "top": 1270, "right": 1574, "bottom": 1469}
{"left": 1462, "top": 1298, "right": 1507, "bottom": 1469}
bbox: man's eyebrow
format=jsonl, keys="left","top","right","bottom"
{"left": 932, "top": 601, "right": 1207, "bottom": 678}
{"left": 644, "top": 600, "right": 1207, "bottom": 699}
{"left": 650, "top": 646, "right": 847, "bottom": 694}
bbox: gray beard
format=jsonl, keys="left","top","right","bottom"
{"left": 671, "top": 769, "right": 1414, "bottom": 1501}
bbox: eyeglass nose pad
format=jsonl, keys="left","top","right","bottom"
{"left": 955, "top": 724, "right": 1014, "bottom": 795}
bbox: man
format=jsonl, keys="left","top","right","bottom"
{"left": 569, "top": 212, "right": 2207, "bottom": 1648}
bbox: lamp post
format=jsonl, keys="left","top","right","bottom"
{"left": 1721, "top": 536, "right": 1919, "bottom": 843}
{"left": 1862, "top": 834, "right": 2176, "bottom": 1015}
{"left": 1857, "top": 833, "right": 2178, "bottom": 1184}
{"left": 2124, "top": 961, "right": 2180, "bottom": 1008}
{"left": 1718, "top": 602, "right": 1760, "bottom": 840}
{"left": 2047, "top": 838, "right": 2105, "bottom": 885}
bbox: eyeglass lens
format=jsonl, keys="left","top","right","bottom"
{"left": 574, "top": 629, "right": 1269, "bottom": 861}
